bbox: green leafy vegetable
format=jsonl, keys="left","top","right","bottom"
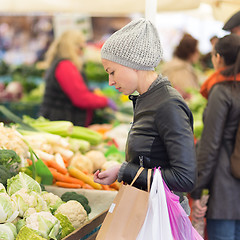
{"left": 7, "top": 172, "right": 41, "bottom": 196}
{"left": 0, "top": 149, "right": 21, "bottom": 175}
{"left": 54, "top": 213, "right": 75, "bottom": 238}
{"left": 0, "top": 165, "right": 12, "bottom": 188}
{"left": 16, "top": 226, "right": 46, "bottom": 240}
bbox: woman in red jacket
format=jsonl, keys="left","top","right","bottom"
{"left": 39, "top": 30, "right": 116, "bottom": 127}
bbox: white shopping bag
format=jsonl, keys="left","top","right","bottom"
{"left": 137, "top": 169, "right": 174, "bottom": 240}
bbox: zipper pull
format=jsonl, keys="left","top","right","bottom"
{"left": 139, "top": 156, "right": 144, "bottom": 167}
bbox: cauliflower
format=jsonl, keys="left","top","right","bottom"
{"left": 11, "top": 188, "right": 48, "bottom": 217}
{"left": 0, "top": 183, "right": 6, "bottom": 193}
{"left": 85, "top": 150, "right": 106, "bottom": 172}
{"left": 70, "top": 152, "right": 93, "bottom": 174}
{"left": 23, "top": 208, "right": 37, "bottom": 218}
{"left": 55, "top": 200, "right": 88, "bottom": 229}
{"left": 0, "top": 193, "right": 18, "bottom": 223}
{"left": 41, "top": 192, "right": 63, "bottom": 213}
{"left": 25, "top": 211, "right": 61, "bottom": 239}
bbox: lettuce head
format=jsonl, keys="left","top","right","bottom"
{"left": 7, "top": 172, "right": 41, "bottom": 196}
{"left": 0, "top": 222, "right": 17, "bottom": 240}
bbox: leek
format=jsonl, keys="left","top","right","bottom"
{"left": 70, "top": 126, "right": 103, "bottom": 146}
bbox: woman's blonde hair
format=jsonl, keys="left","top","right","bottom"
{"left": 44, "top": 30, "right": 86, "bottom": 70}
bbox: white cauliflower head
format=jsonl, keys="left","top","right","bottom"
{"left": 85, "top": 150, "right": 107, "bottom": 172}
{"left": 11, "top": 188, "right": 48, "bottom": 217}
{"left": 25, "top": 211, "right": 61, "bottom": 239}
{"left": 55, "top": 200, "right": 88, "bottom": 229}
{"left": 41, "top": 192, "right": 63, "bottom": 212}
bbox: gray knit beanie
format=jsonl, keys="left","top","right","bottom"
{"left": 101, "top": 18, "right": 163, "bottom": 71}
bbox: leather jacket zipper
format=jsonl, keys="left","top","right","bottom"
{"left": 139, "top": 156, "right": 144, "bottom": 167}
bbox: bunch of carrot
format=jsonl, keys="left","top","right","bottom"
{"left": 43, "top": 159, "right": 119, "bottom": 190}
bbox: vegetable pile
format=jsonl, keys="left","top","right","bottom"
{"left": 0, "top": 172, "right": 90, "bottom": 240}
{"left": 0, "top": 114, "right": 123, "bottom": 191}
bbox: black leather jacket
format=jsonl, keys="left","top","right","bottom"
{"left": 121, "top": 77, "right": 197, "bottom": 194}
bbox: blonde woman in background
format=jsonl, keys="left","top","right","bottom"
{"left": 39, "top": 30, "right": 116, "bottom": 127}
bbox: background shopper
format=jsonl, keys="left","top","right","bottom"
{"left": 191, "top": 34, "right": 240, "bottom": 240}
{"left": 39, "top": 30, "right": 116, "bottom": 127}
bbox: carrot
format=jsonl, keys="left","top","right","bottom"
{"left": 82, "top": 183, "right": 94, "bottom": 190}
{"left": 27, "top": 159, "right": 32, "bottom": 166}
{"left": 42, "top": 160, "right": 50, "bottom": 167}
{"left": 56, "top": 181, "right": 82, "bottom": 188}
{"left": 101, "top": 184, "right": 111, "bottom": 191}
{"left": 47, "top": 160, "right": 68, "bottom": 174}
{"left": 49, "top": 169, "right": 84, "bottom": 185}
{"left": 110, "top": 181, "right": 121, "bottom": 191}
{"left": 48, "top": 167, "right": 57, "bottom": 172}
{"left": 68, "top": 166, "right": 102, "bottom": 190}
{"left": 63, "top": 158, "right": 69, "bottom": 168}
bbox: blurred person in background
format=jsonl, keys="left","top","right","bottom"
{"left": 161, "top": 33, "right": 200, "bottom": 99}
{"left": 191, "top": 34, "right": 240, "bottom": 240}
{"left": 200, "top": 35, "right": 218, "bottom": 71}
{"left": 39, "top": 30, "right": 117, "bottom": 127}
{"left": 223, "top": 10, "right": 240, "bottom": 35}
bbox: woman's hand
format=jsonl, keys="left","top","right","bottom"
{"left": 191, "top": 199, "right": 207, "bottom": 222}
{"left": 94, "top": 164, "right": 121, "bottom": 185}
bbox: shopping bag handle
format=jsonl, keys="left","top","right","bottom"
{"left": 147, "top": 168, "right": 151, "bottom": 192}
{"left": 130, "top": 167, "right": 152, "bottom": 192}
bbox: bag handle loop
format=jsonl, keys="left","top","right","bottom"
{"left": 130, "top": 167, "right": 152, "bottom": 192}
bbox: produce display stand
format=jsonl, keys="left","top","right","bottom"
{"left": 63, "top": 210, "right": 108, "bottom": 240}
{"left": 45, "top": 186, "right": 117, "bottom": 219}
{"left": 44, "top": 186, "right": 116, "bottom": 239}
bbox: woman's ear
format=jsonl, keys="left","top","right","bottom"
{"left": 216, "top": 53, "right": 225, "bottom": 67}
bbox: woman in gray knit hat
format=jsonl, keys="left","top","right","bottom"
{"left": 94, "top": 18, "right": 196, "bottom": 214}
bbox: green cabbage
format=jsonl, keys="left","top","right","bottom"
{"left": 25, "top": 211, "right": 61, "bottom": 240}
{"left": 0, "top": 223, "right": 17, "bottom": 240}
{"left": 0, "top": 193, "right": 18, "bottom": 223}
{"left": 7, "top": 172, "right": 41, "bottom": 196}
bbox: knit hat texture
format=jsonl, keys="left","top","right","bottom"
{"left": 101, "top": 18, "right": 163, "bottom": 71}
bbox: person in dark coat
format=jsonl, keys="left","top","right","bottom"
{"left": 93, "top": 19, "right": 197, "bottom": 216}
{"left": 39, "top": 30, "right": 116, "bottom": 127}
{"left": 191, "top": 34, "right": 240, "bottom": 240}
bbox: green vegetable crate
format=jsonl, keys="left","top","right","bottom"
{"left": 63, "top": 210, "right": 107, "bottom": 240}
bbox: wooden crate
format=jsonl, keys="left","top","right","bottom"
{"left": 63, "top": 210, "right": 108, "bottom": 240}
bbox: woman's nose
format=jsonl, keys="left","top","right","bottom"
{"left": 109, "top": 76, "right": 115, "bottom": 86}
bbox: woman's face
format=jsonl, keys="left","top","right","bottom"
{"left": 101, "top": 59, "right": 139, "bottom": 95}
